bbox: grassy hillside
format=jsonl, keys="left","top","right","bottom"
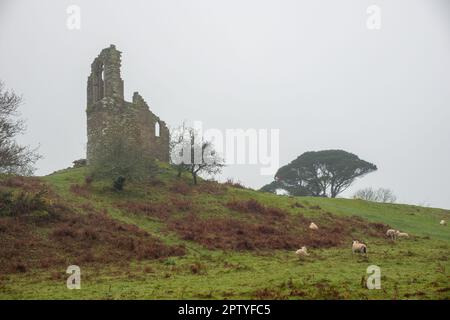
{"left": 0, "top": 163, "right": 449, "bottom": 299}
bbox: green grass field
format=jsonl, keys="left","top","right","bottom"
{"left": 0, "top": 165, "right": 449, "bottom": 300}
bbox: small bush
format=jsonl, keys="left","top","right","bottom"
{"left": 190, "top": 262, "right": 207, "bottom": 275}
{"left": 113, "top": 176, "right": 126, "bottom": 191}
{"left": 13, "top": 262, "right": 27, "bottom": 273}
{"left": 84, "top": 176, "right": 93, "bottom": 185}
{"left": 143, "top": 266, "right": 154, "bottom": 273}
{"left": 0, "top": 190, "right": 14, "bottom": 213}
{"left": 224, "top": 179, "right": 246, "bottom": 189}
{"left": 0, "top": 189, "right": 48, "bottom": 217}
{"left": 72, "top": 159, "right": 87, "bottom": 168}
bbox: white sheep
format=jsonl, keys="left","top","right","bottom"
{"left": 386, "top": 229, "right": 397, "bottom": 240}
{"left": 295, "top": 246, "right": 310, "bottom": 257}
{"left": 395, "top": 230, "right": 409, "bottom": 239}
{"left": 309, "top": 222, "right": 319, "bottom": 230}
{"left": 440, "top": 220, "right": 447, "bottom": 226}
{"left": 352, "top": 240, "right": 367, "bottom": 255}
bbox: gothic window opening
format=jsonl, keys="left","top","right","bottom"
{"left": 155, "top": 121, "right": 160, "bottom": 137}
{"left": 101, "top": 64, "right": 105, "bottom": 98}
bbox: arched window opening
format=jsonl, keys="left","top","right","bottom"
{"left": 155, "top": 122, "right": 160, "bottom": 137}
{"left": 94, "top": 62, "right": 105, "bottom": 102}
{"left": 101, "top": 64, "right": 105, "bottom": 97}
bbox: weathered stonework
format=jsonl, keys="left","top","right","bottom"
{"left": 86, "top": 45, "right": 169, "bottom": 164}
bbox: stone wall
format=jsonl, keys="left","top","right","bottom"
{"left": 86, "top": 45, "right": 169, "bottom": 165}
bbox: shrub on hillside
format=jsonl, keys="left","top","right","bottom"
{"left": 224, "top": 178, "right": 246, "bottom": 189}
{"left": 113, "top": 176, "right": 126, "bottom": 191}
{"left": 84, "top": 175, "right": 93, "bottom": 185}
{"left": 0, "top": 189, "right": 48, "bottom": 217}
{"left": 72, "top": 159, "right": 87, "bottom": 168}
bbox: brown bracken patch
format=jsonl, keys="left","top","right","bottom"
{"left": 0, "top": 177, "right": 185, "bottom": 274}
{"left": 0, "top": 206, "right": 185, "bottom": 274}
{"left": 116, "top": 201, "right": 171, "bottom": 220}
{"left": 167, "top": 199, "right": 389, "bottom": 251}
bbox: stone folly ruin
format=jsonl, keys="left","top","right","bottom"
{"left": 86, "top": 45, "right": 169, "bottom": 165}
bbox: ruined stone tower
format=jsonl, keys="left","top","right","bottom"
{"left": 86, "top": 45, "right": 170, "bottom": 165}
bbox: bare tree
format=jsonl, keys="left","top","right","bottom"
{"left": 0, "top": 81, "right": 41, "bottom": 175}
{"left": 170, "top": 123, "right": 224, "bottom": 185}
{"left": 375, "top": 188, "right": 397, "bottom": 203}
{"left": 353, "top": 187, "right": 377, "bottom": 201}
{"left": 353, "top": 187, "right": 396, "bottom": 203}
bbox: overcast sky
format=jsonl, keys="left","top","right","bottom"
{"left": 1, "top": 0, "right": 449, "bottom": 209}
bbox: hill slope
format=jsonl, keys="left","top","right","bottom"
{"left": 0, "top": 164, "right": 449, "bottom": 299}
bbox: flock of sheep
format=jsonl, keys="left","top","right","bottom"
{"left": 294, "top": 219, "right": 447, "bottom": 258}
{"left": 385, "top": 229, "right": 409, "bottom": 240}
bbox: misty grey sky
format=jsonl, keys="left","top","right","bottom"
{"left": 0, "top": 0, "right": 449, "bottom": 208}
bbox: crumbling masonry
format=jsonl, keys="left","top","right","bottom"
{"left": 86, "top": 45, "right": 169, "bottom": 164}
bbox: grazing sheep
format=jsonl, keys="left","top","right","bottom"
{"left": 309, "top": 222, "right": 319, "bottom": 230}
{"left": 352, "top": 240, "right": 367, "bottom": 255}
{"left": 386, "top": 229, "right": 397, "bottom": 240}
{"left": 440, "top": 220, "right": 447, "bottom": 226}
{"left": 395, "top": 230, "right": 409, "bottom": 239}
{"left": 295, "top": 246, "right": 310, "bottom": 257}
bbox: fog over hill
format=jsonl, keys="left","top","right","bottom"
{"left": 0, "top": 0, "right": 449, "bottom": 208}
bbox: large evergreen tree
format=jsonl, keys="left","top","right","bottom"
{"left": 261, "top": 150, "right": 377, "bottom": 198}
